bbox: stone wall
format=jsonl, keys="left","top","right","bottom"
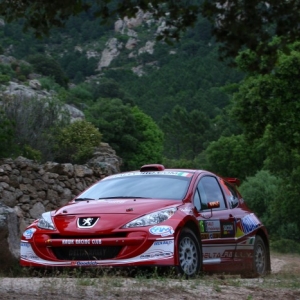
{"left": 0, "top": 143, "right": 122, "bottom": 234}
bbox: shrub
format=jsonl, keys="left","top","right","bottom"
{"left": 22, "top": 145, "right": 42, "bottom": 162}
{"left": 54, "top": 120, "right": 102, "bottom": 164}
{"left": 270, "top": 239, "right": 300, "bottom": 254}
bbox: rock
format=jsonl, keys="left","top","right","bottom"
{"left": 29, "top": 79, "right": 41, "bottom": 90}
{"left": 29, "top": 202, "right": 45, "bottom": 219}
{"left": 97, "top": 38, "right": 122, "bottom": 70}
{"left": 0, "top": 203, "right": 20, "bottom": 271}
{"left": 138, "top": 41, "right": 155, "bottom": 55}
{"left": 63, "top": 104, "right": 85, "bottom": 122}
{"left": 126, "top": 38, "right": 138, "bottom": 50}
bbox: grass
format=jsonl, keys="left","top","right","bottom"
{"left": 1, "top": 252, "right": 300, "bottom": 299}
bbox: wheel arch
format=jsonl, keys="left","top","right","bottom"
{"left": 175, "top": 219, "right": 203, "bottom": 269}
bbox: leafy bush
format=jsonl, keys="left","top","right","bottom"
{"left": 0, "top": 74, "right": 10, "bottom": 84}
{"left": 19, "top": 63, "right": 33, "bottom": 78}
{"left": 39, "top": 76, "right": 62, "bottom": 92}
{"left": 27, "top": 54, "right": 68, "bottom": 88}
{"left": 22, "top": 145, "right": 42, "bottom": 162}
{"left": 54, "top": 120, "right": 102, "bottom": 164}
{"left": 270, "top": 239, "right": 300, "bottom": 254}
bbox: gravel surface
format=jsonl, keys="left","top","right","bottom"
{"left": 0, "top": 253, "right": 299, "bottom": 300}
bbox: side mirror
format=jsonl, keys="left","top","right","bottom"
{"left": 207, "top": 201, "right": 220, "bottom": 209}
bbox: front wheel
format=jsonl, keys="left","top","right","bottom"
{"left": 253, "top": 235, "right": 268, "bottom": 276}
{"left": 177, "top": 228, "right": 201, "bottom": 277}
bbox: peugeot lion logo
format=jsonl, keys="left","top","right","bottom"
{"left": 78, "top": 217, "right": 98, "bottom": 228}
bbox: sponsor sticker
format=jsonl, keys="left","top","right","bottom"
{"left": 72, "top": 261, "right": 98, "bottom": 266}
{"left": 153, "top": 240, "right": 173, "bottom": 246}
{"left": 61, "top": 239, "right": 102, "bottom": 245}
{"left": 205, "top": 220, "right": 221, "bottom": 232}
{"left": 106, "top": 171, "right": 193, "bottom": 179}
{"left": 221, "top": 222, "right": 235, "bottom": 237}
{"left": 140, "top": 251, "right": 173, "bottom": 259}
{"left": 149, "top": 225, "right": 174, "bottom": 237}
{"left": 23, "top": 228, "right": 36, "bottom": 239}
{"left": 241, "top": 214, "right": 260, "bottom": 234}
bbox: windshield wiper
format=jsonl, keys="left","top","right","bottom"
{"left": 75, "top": 198, "right": 95, "bottom": 202}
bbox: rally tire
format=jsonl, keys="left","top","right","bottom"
{"left": 177, "top": 228, "right": 201, "bottom": 277}
{"left": 253, "top": 235, "right": 267, "bottom": 276}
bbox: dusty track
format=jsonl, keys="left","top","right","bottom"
{"left": 0, "top": 253, "right": 299, "bottom": 300}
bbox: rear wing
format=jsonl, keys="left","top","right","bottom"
{"left": 224, "top": 177, "right": 241, "bottom": 187}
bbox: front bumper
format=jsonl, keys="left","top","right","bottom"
{"left": 20, "top": 237, "right": 175, "bottom": 268}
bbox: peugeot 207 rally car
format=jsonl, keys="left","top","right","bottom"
{"left": 20, "top": 164, "right": 271, "bottom": 276}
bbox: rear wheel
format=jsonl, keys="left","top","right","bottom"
{"left": 253, "top": 235, "right": 267, "bottom": 275}
{"left": 177, "top": 228, "right": 201, "bottom": 276}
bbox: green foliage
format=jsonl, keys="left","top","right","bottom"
{"left": 90, "top": 78, "right": 127, "bottom": 100}
{"left": 27, "top": 54, "right": 68, "bottom": 88}
{"left": 85, "top": 98, "right": 137, "bottom": 161}
{"left": 233, "top": 47, "right": 300, "bottom": 176}
{"left": 18, "top": 62, "right": 34, "bottom": 78}
{"left": 85, "top": 99, "right": 163, "bottom": 170}
{"left": 0, "top": 63, "right": 14, "bottom": 79}
{"left": 205, "top": 135, "right": 266, "bottom": 179}
{"left": 128, "top": 106, "right": 164, "bottom": 170}
{"left": 39, "top": 77, "right": 63, "bottom": 92}
{"left": 0, "top": 74, "right": 10, "bottom": 84}
{"left": 162, "top": 158, "right": 198, "bottom": 169}
{"left": 271, "top": 239, "right": 300, "bottom": 254}
{"left": 239, "top": 170, "right": 281, "bottom": 225}
{"left": 54, "top": 120, "right": 102, "bottom": 164}
{"left": 160, "top": 105, "right": 211, "bottom": 160}
{"left": 22, "top": 145, "right": 42, "bottom": 162}
{"left": 58, "top": 51, "right": 97, "bottom": 82}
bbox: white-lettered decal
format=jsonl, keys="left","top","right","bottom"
{"left": 149, "top": 225, "right": 174, "bottom": 237}
{"left": 23, "top": 228, "right": 36, "bottom": 239}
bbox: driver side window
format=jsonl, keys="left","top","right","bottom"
{"left": 194, "top": 176, "right": 226, "bottom": 211}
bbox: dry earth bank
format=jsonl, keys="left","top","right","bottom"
{"left": 0, "top": 253, "right": 300, "bottom": 300}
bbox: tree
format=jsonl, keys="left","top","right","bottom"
{"left": 27, "top": 54, "right": 68, "bottom": 88}
{"left": 232, "top": 45, "right": 300, "bottom": 176}
{"left": 160, "top": 105, "right": 210, "bottom": 160}
{"left": 128, "top": 106, "right": 164, "bottom": 170}
{"left": 53, "top": 120, "right": 102, "bottom": 164}
{"left": 85, "top": 98, "right": 163, "bottom": 170}
{"left": 205, "top": 134, "right": 266, "bottom": 180}
{"left": 1, "top": 1, "right": 300, "bottom": 70}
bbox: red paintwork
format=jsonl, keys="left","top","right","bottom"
{"left": 20, "top": 166, "right": 271, "bottom": 275}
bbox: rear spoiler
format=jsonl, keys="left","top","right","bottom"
{"left": 224, "top": 177, "right": 241, "bottom": 187}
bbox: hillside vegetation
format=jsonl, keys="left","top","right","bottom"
{"left": 0, "top": 4, "right": 300, "bottom": 250}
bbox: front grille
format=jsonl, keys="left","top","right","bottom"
{"left": 52, "top": 246, "right": 122, "bottom": 260}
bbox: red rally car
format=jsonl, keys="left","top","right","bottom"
{"left": 20, "top": 164, "right": 271, "bottom": 276}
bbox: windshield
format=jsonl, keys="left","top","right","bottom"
{"left": 77, "top": 173, "right": 193, "bottom": 201}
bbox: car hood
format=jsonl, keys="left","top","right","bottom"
{"left": 54, "top": 198, "right": 180, "bottom": 216}
{"left": 50, "top": 198, "right": 181, "bottom": 234}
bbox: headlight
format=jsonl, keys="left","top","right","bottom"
{"left": 37, "top": 212, "right": 56, "bottom": 230}
{"left": 123, "top": 207, "right": 177, "bottom": 228}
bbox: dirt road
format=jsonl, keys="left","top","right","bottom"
{"left": 0, "top": 253, "right": 299, "bottom": 300}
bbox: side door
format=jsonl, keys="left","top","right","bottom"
{"left": 193, "top": 175, "right": 238, "bottom": 272}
